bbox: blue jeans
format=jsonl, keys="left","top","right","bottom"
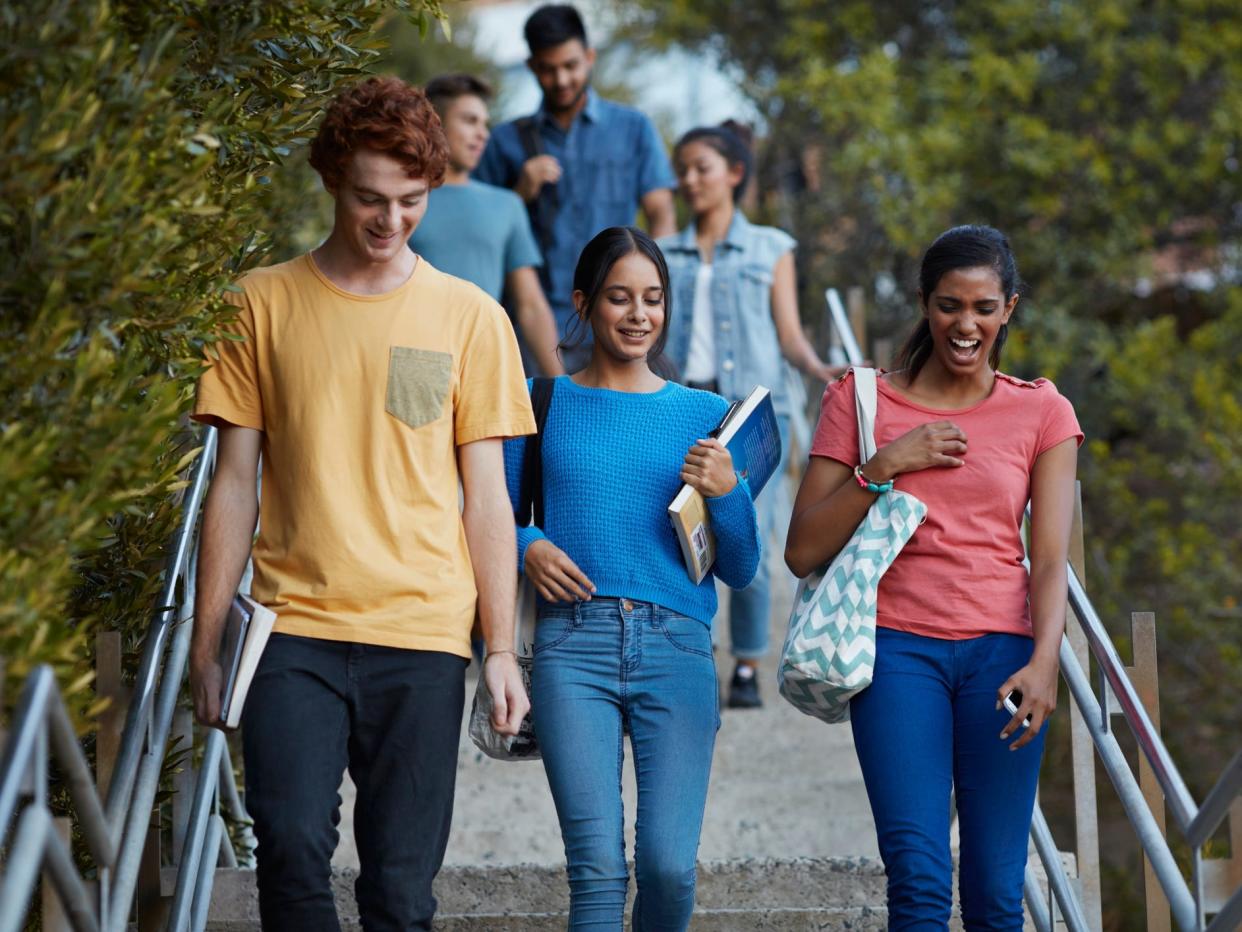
{"left": 850, "top": 628, "right": 1046, "bottom": 931}
{"left": 726, "top": 414, "right": 791, "bottom": 660}
{"left": 532, "top": 598, "right": 719, "bottom": 931}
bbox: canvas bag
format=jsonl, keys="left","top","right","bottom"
{"left": 777, "top": 368, "right": 928, "bottom": 724}
{"left": 467, "top": 378, "right": 554, "bottom": 760}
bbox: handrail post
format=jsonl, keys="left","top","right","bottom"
{"left": 95, "top": 631, "right": 125, "bottom": 801}
{"left": 1124, "top": 612, "right": 1171, "bottom": 931}
{"left": 1066, "top": 483, "right": 1103, "bottom": 929}
{"left": 136, "top": 813, "right": 168, "bottom": 932}
{"left": 41, "top": 816, "right": 73, "bottom": 932}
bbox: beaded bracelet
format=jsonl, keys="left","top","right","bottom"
{"left": 853, "top": 464, "right": 894, "bottom": 494}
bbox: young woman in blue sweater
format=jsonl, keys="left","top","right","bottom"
{"left": 503, "top": 226, "right": 761, "bottom": 930}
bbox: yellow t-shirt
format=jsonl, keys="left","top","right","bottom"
{"left": 192, "top": 253, "right": 536, "bottom": 657}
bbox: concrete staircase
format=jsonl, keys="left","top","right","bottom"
{"left": 207, "top": 857, "right": 911, "bottom": 930}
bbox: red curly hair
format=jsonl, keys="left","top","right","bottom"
{"left": 309, "top": 76, "right": 448, "bottom": 191}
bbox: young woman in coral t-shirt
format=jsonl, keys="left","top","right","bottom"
{"left": 786, "top": 225, "right": 1082, "bottom": 929}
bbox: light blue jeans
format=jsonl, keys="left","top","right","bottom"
{"left": 531, "top": 597, "right": 719, "bottom": 931}
{"left": 725, "top": 414, "right": 791, "bottom": 660}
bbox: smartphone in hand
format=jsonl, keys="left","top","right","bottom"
{"left": 1003, "top": 689, "right": 1032, "bottom": 729}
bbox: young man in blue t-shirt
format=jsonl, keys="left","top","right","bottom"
{"left": 474, "top": 4, "right": 677, "bottom": 371}
{"left": 411, "top": 74, "right": 564, "bottom": 376}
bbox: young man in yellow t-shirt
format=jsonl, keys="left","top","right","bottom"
{"left": 188, "top": 76, "right": 536, "bottom": 931}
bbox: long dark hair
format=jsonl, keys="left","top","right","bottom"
{"left": 673, "top": 122, "right": 753, "bottom": 203}
{"left": 559, "top": 226, "right": 673, "bottom": 373}
{"left": 893, "top": 224, "right": 1023, "bottom": 377}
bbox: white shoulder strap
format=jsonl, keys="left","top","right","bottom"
{"left": 852, "top": 367, "right": 879, "bottom": 464}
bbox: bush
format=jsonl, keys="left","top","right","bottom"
{"left": 0, "top": 0, "right": 444, "bottom": 721}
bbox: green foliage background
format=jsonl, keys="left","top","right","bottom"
{"left": 621, "top": 0, "right": 1241, "bottom": 925}
{"left": 0, "top": 0, "right": 444, "bottom": 720}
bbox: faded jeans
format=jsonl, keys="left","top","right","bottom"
{"left": 532, "top": 597, "right": 720, "bottom": 931}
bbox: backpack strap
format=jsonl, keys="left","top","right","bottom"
{"left": 513, "top": 117, "right": 559, "bottom": 255}
{"left": 514, "top": 116, "right": 545, "bottom": 158}
{"left": 517, "top": 377, "right": 556, "bottom": 528}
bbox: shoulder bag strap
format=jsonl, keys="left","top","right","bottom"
{"left": 852, "top": 367, "right": 879, "bottom": 464}
{"left": 517, "top": 377, "right": 556, "bottom": 528}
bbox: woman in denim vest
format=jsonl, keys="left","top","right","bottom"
{"left": 659, "top": 123, "right": 843, "bottom": 707}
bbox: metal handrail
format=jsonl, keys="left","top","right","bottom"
{"left": 824, "top": 289, "right": 866, "bottom": 368}
{"left": 0, "top": 667, "right": 110, "bottom": 932}
{"left": 1055, "top": 629, "right": 1198, "bottom": 927}
{"left": 0, "top": 424, "right": 255, "bottom": 931}
{"left": 105, "top": 428, "right": 217, "bottom": 835}
{"left": 1066, "top": 570, "right": 1198, "bottom": 833}
{"left": 823, "top": 292, "right": 1242, "bottom": 930}
{"left": 1027, "top": 803, "right": 1091, "bottom": 931}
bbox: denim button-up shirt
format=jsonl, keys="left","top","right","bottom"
{"left": 474, "top": 90, "right": 676, "bottom": 336}
{"left": 659, "top": 212, "right": 797, "bottom": 414}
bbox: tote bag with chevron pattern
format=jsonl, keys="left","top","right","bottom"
{"left": 778, "top": 368, "right": 928, "bottom": 724}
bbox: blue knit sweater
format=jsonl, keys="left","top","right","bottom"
{"left": 503, "top": 377, "right": 761, "bottom": 626}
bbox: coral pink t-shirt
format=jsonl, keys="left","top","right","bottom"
{"left": 810, "top": 370, "right": 1083, "bottom": 640}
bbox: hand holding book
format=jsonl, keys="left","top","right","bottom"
{"left": 210, "top": 594, "right": 278, "bottom": 730}
{"left": 668, "top": 386, "right": 782, "bottom": 583}
{"left": 679, "top": 437, "right": 738, "bottom": 498}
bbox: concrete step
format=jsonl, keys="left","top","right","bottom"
{"left": 209, "top": 914, "right": 895, "bottom": 931}
{"left": 207, "top": 858, "right": 895, "bottom": 928}
{"left": 208, "top": 909, "right": 892, "bottom": 931}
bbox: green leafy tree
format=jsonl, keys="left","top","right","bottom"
{"left": 0, "top": 0, "right": 444, "bottom": 720}
{"left": 622, "top": 1, "right": 1242, "bottom": 925}
{"left": 622, "top": 1, "right": 1241, "bottom": 325}
{"left": 379, "top": 7, "right": 499, "bottom": 88}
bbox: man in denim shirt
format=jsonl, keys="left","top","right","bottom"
{"left": 474, "top": 4, "right": 676, "bottom": 371}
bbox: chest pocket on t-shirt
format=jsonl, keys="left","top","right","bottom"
{"left": 385, "top": 346, "right": 452, "bottom": 429}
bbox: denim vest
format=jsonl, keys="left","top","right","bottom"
{"left": 658, "top": 212, "right": 797, "bottom": 414}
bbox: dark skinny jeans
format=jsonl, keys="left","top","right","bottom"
{"left": 242, "top": 633, "right": 466, "bottom": 931}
